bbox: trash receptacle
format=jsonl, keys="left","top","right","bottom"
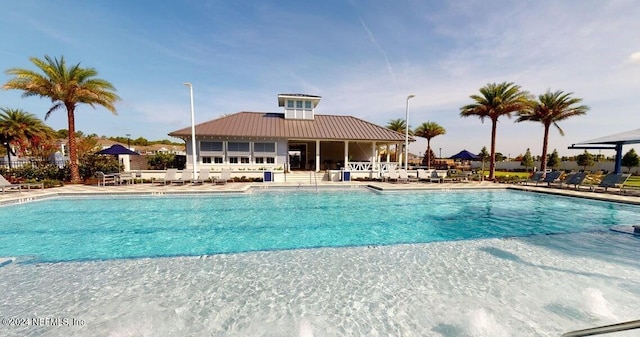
{"left": 341, "top": 170, "right": 351, "bottom": 182}
{"left": 263, "top": 171, "right": 273, "bottom": 182}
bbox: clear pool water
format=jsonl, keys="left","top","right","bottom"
{"left": 1, "top": 188, "right": 638, "bottom": 263}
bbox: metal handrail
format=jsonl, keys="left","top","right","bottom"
{"left": 310, "top": 171, "right": 318, "bottom": 193}
{"left": 562, "top": 319, "right": 640, "bottom": 336}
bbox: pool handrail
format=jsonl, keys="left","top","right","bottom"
{"left": 562, "top": 319, "right": 640, "bottom": 337}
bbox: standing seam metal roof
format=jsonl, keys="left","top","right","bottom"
{"left": 168, "top": 112, "right": 410, "bottom": 142}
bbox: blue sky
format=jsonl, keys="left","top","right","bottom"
{"left": 1, "top": 0, "right": 639, "bottom": 157}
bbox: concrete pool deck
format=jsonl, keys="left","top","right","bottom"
{"left": 1, "top": 180, "right": 639, "bottom": 206}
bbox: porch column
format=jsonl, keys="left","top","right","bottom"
{"left": 371, "top": 142, "right": 376, "bottom": 170}
{"left": 344, "top": 141, "right": 349, "bottom": 169}
{"left": 397, "top": 142, "right": 402, "bottom": 167}
{"left": 315, "top": 140, "right": 320, "bottom": 172}
{"left": 386, "top": 144, "right": 390, "bottom": 163}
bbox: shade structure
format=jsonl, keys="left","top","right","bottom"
{"left": 449, "top": 149, "right": 480, "bottom": 160}
{"left": 95, "top": 144, "right": 139, "bottom": 156}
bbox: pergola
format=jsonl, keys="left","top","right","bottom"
{"left": 568, "top": 128, "right": 640, "bottom": 174}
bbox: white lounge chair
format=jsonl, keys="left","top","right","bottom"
{"left": 215, "top": 169, "right": 231, "bottom": 185}
{"left": 0, "top": 174, "right": 21, "bottom": 194}
{"left": 172, "top": 170, "right": 192, "bottom": 185}
{"left": 397, "top": 169, "right": 410, "bottom": 183}
{"left": 156, "top": 168, "right": 178, "bottom": 185}
{"left": 193, "top": 169, "right": 210, "bottom": 184}
{"left": 386, "top": 170, "right": 400, "bottom": 183}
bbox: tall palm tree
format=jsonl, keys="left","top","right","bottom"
{"left": 386, "top": 118, "right": 411, "bottom": 161}
{"left": 413, "top": 121, "right": 446, "bottom": 169}
{"left": 460, "top": 82, "right": 530, "bottom": 180}
{"left": 386, "top": 118, "right": 408, "bottom": 134}
{"left": 0, "top": 108, "right": 53, "bottom": 169}
{"left": 3, "top": 55, "right": 120, "bottom": 183}
{"left": 516, "top": 90, "right": 589, "bottom": 172}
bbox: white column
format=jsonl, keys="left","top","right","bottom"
{"left": 386, "top": 144, "right": 390, "bottom": 163}
{"left": 344, "top": 141, "right": 349, "bottom": 169}
{"left": 315, "top": 140, "right": 320, "bottom": 172}
{"left": 371, "top": 142, "right": 376, "bottom": 169}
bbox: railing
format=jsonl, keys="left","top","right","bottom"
{"left": 310, "top": 171, "right": 318, "bottom": 193}
{"left": 346, "top": 161, "right": 398, "bottom": 172}
{"left": 562, "top": 319, "right": 640, "bottom": 337}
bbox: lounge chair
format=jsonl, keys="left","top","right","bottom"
{"left": 172, "top": 170, "right": 192, "bottom": 185}
{"left": 541, "top": 171, "right": 562, "bottom": 186}
{"left": 592, "top": 173, "right": 630, "bottom": 193}
{"left": 193, "top": 168, "right": 210, "bottom": 184}
{"left": 0, "top": 174, "right": 22, "bottom": 194}
{"left": 429, "top": 170, "right": 442, "bottom": 183}
{"left": 215, "top": 169, "right": 231, "bottom": 185}
{"left": 156, "top": 168, "right": 178, "bottom": 185}
{"left": 523, "top": 171, "right": 545, "bottom": 186}
{"left": 386, "top": 170, "right": 400, "bottom": 183}
{"left": 416, "top": 169, "right": 432, "bottom": 181}
{"left": 564, "top": 172, "right": 587, "bottom": 189}
{"left": 95, "top": 171, "right": 118, "bottom": 186}
{"left": 397, "top": 170, "right": 410, "bottom": 183}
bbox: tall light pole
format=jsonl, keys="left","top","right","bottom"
{"left": 126, "top": 133, "right": 131, "bottom": 149}
{"left": 404, "top": 94, "right": 415, "bottom": 169}
{"left": 184, "top": 83, "right": 197, "bottom": 181}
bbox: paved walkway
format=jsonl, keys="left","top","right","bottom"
{"left": 1, "top": 180, "right": 639, "bottom": 205}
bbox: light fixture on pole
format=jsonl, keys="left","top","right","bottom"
{"left": 126, "top": 133, "right": 131, "bottom": 149}
{"left": 404, "top": 94, "right": 415, "bottom": 169}
{"left": 184, "top": 83, "right": 198, "bottom": 181}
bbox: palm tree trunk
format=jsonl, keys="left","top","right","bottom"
{"left": 66, "top": 104, "right": 81, "bottom": 184}
{"left": 426, "top": 139, "right": 431, "bottom": 169}
{"left": 540, "top": 124, "right": 550, "bottom": 172}
{"left": 489, "top": 119, "right": 498, "bottom": 180}
{"left": 4, "top": 142, "right": 12, "bottom": 169}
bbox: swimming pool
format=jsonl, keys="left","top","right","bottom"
{"left": 0, "top": 188, "right": 638, "bottom": 263}
{"left": 1, "top": 188, "right": 639, "bottom": 336}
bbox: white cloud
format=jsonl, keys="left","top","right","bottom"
{"left": 628, "top": 51, "right": 640, "bottom": 64}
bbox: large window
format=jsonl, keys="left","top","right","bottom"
{"left": 254, "top": 142, "right": 276, "bottom": 153}
{"left": 227, "top": 142, "right": 250, "bottom": 152}
{"left": 200, "top": 141, "right": 223, "bottom": 152}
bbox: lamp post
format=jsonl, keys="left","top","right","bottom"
{"left": 184, "top": 83, "right": 198, "bottom": 181}
{"left": 126, "top": 133, "right": 131, "bottom": 149}
{"left": 404, "top": 94, "right": 415, "bottom": 169}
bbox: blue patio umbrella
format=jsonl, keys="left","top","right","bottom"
{"left": 449, "top": 149, "right": 480, "bottom": 160}
{"left": 95, "top": 144, "right": 139, "bottom": 156}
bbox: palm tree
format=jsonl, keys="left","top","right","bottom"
{"left": 413, "top": 121, "right": 446, "bottom": 169}
{"left": 0, "top": 108, "right": 53, "bottom": 169}
{"left": 516, "top": 90, "right": 589, "bottom": 172}
{"left": 460, "top": 82, "right": 530, "bottom": 180}
{"left": 3, "top": 55, "right": 120, "bottom": 183}
{"left": 386, "top": 118, "right": 410, "bottom": 161}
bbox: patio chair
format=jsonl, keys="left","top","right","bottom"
{"left": 386, "top": 170, "right": 400, "bottom": 183}
{"left": 215, "top": 169, "right": 231, "bottom": 185}
{"left": 541, "top": 171, "right": 563, "bottom": 186}
{"left": 95, "top": 171, "right": 118, "bottom": 186}
{"left": 172, "top": 170, "right": 192, "bottom": 185}
{"left": 193, "top": 168, "right": 211, "bottom": 185}
{"left": 564, "top": 172, "right": 587, "bottom": 190}
{"left": 592, "top": 173, "right": 630, "bottom": 193}
{"left": 429, "top": 170, "right": 442, "bottom": 183}
{"left": 397, "top": 169, "right": 410, "bottom": 183}
{"left": 0, "top": 174, "right": 21, "bottom": 194}
{"left": 523, "top": 171, "right": 545, "bottom": 186}
{"left": 156, "top": 168, "right": 178, "bottom": 185}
